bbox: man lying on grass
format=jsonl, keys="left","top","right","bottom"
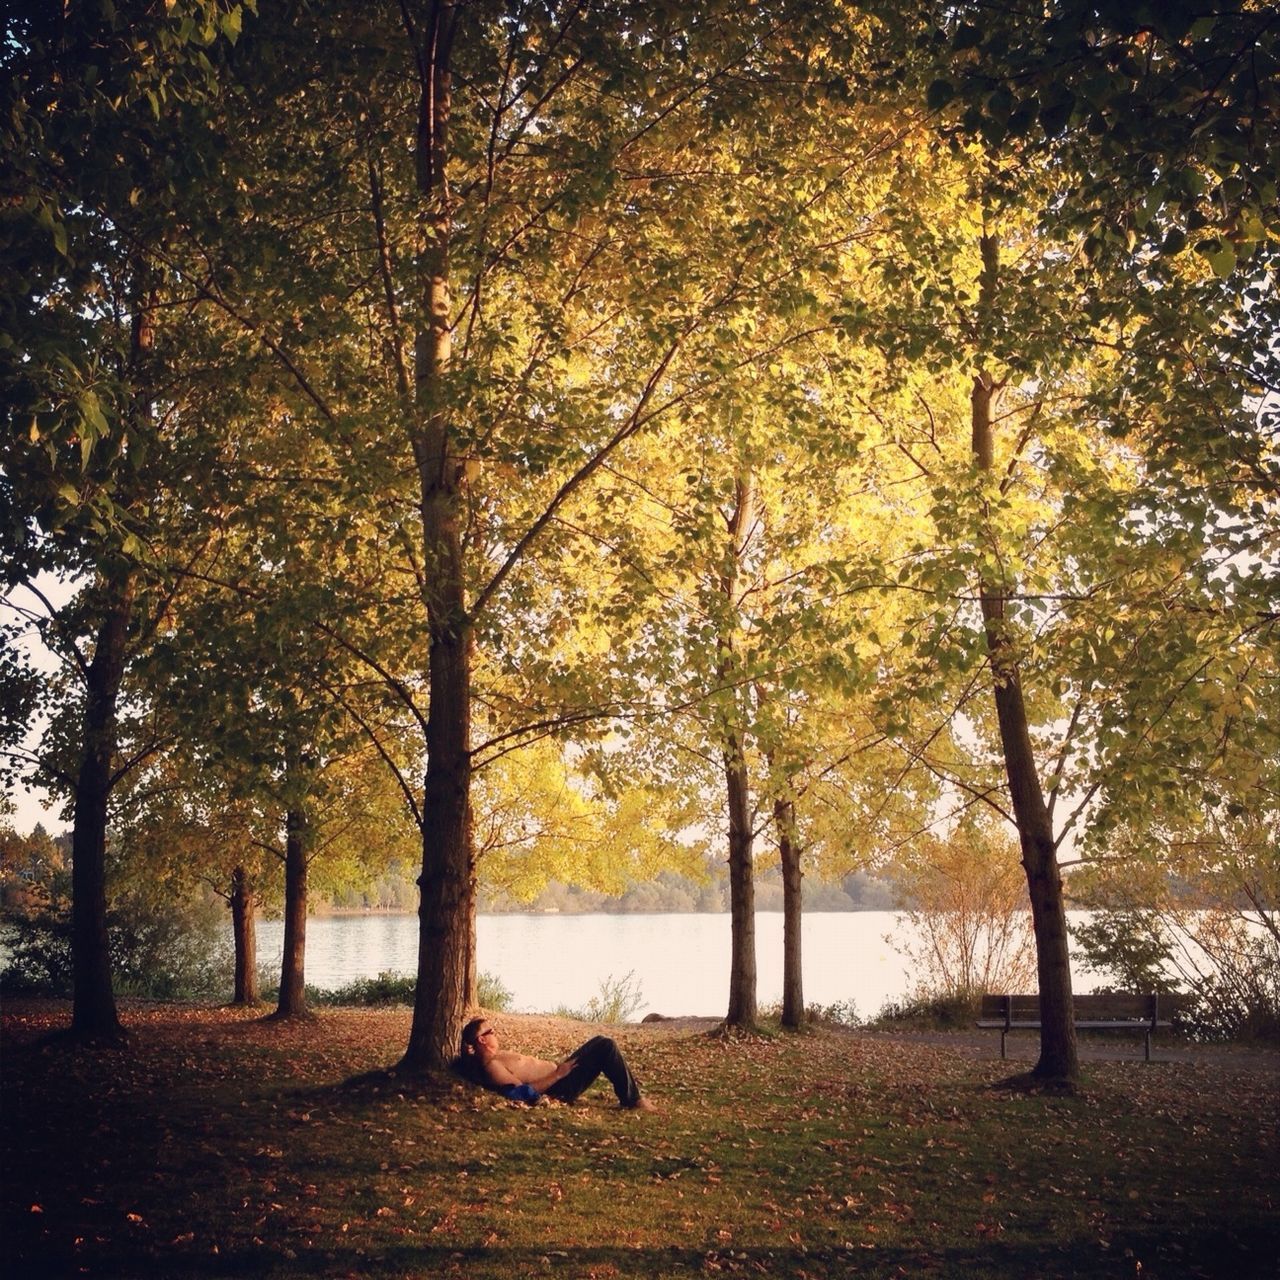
{"left": 456, "top": 1017, "right": 656, "bottom": 1111}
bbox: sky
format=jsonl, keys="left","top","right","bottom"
{"left": 3, "top": 574, "right": 75, "bottom": 836}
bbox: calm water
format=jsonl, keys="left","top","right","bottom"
{"left": 251, "top": 912, "right": 1102, "bottom": 1020}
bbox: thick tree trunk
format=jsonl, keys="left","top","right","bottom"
{"left": 229, "top": 864, "right": 259, "bottom": 1005}
{"left": 401, "top": 0, "right": 472, "bottom": 1072}
{"left": 724, "top": 735, "right": 757, "bottom": 1028}
{"left": 971, "top": 257, "right": 1078, "bottom": 1084}
{"left": 273, "top": 808, "right": 309, "bottom": 1019}
{"left": 69, "top": 572, "right": 135, "bottom": 1040}
{"left": 403, "top": 622, "right": 473, "bottom": 1069}
{"left": 776, "top": 794, "right": 805, "bottom": 1029}
{"left": 466, "top": 870, "right": 478, "bottom": 1007}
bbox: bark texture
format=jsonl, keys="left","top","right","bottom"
{"left": 724, "top": 736, "right": 758, "bottom": 1028}
{"left": 776, "top": 794, "right": 805, "bottom": 1029}
{"left": 401, "top": 0, "right": 472, "bottom": 1072}
{"left": 720, "top": 474, "right": 757, "bottom": 1029}
{"left": 69, "top": 572, "right": 135, "bottom": 1040}
{"left": 971, "top": 231, "right": 1078, "bottom": 1083}
{"left": 230, "top": 864, "right": 259, "bottom": 1005}
{"left": 273, "top": 806, "right": 310, "bottom": 1019}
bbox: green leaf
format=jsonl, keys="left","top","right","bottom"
{"left": 79, "top": 390, "right": 109, "bottom": 436}
{"left": 1207, "top": 244, "right": 1236, "bottom": 277}
{"left": 1038, "top": 95, "right": 1075, "bottom": 137}
{"left": 926, "top": 79, "right": 954, "bottom": 111}
{"left": 1194, "top": 238, "right": 1236, "bottom": 277}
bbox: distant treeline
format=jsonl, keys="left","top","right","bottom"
{"left": 322, "top": 865, "right": 899, "bottom": 916}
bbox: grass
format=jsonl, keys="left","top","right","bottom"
{"left": 2, "top": 1001, "right": 1277, "bottom": 1279}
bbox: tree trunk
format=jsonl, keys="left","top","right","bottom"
{"left": 229, "top": 864, "right": 259, "bottom": 1005}
{"left": 273, "top": 807, "right": 309, "bottom": 1019}
{"left": 776, "top": 793, "right": 805, "bottom": 1029}
{"left": 724, "top": 734, "right": 758, "bottom": 1028}
{"left": 986, "top": 657, "right": 1078, "bottom": 1081}
{"left": 401, "top": 0, "right": 472, "bottom": 1072}
{"left": 971, "top": 235, "right": 1078, "bottom": 1083}
{"left": 466, "top": 867, "right": 478, "bottom": 1007}
{"left": 69, "top": 572, "right": 135, "bottom": 1041}
{"left": 720, "top": 474, "right": 757, "bottom": 1030}
{"left": 404, "top": 623, "right": 473, "bottom": 1068}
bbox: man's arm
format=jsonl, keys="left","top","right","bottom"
{"left": 529, "top": 1057, "right": 577, "bottom": 1092}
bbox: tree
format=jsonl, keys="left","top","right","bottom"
{"left": 104, "top": 740, "right": 277, "bottom": 1006}
{"left": 892, "top": 1, "right": 1279, "bottom": 1081}
{"left": 1, "top": 1, "right": 254, "bottom": 1038}
{"left": 206, "top": 0, "right": 883, "bottom": 1069}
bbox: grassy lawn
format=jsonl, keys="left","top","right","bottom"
{"left": 3, "top": 1002, "right": 1276, "bottom": 1279}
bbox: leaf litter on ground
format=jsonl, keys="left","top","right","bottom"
{"left": 2, "top": 1000, "right": 1276, "bottom": 1279}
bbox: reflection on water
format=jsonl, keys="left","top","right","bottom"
{"left": 250, "top": 911, "right": 1103, "bottom": 1020}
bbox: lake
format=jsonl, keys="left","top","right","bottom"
{"left": 252, "top": 911, "right": 1104, "bottom": 1020}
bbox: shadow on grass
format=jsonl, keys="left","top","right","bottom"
{"left": 9, "top": 1227, "right": 1279, "bottom": 1280}
{"left": 284, "top": 1062, "right": 465, "bottom": 1108}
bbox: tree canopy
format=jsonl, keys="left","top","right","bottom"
{"left": 2, "top": 0, "right": 1275, "bottom": 1081}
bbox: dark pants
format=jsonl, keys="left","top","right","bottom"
{"left": 544, "top": 1036, "right": 642, "bottom": 1107}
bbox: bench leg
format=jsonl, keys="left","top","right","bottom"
{"left": 1144, "top": 1031, "right": 1151, "bottom": 1062}
{"left": 1000, "top": 1029, "right": 1007, "bottom": 1060}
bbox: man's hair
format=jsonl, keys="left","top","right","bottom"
{"left": 454, "top": 1017, "right": 488, "bottom": 1083}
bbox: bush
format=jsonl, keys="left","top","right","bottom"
{"left": 887, "top": 818, "right": 1036, "bottom": 1004}
{"left": 1074, "top": 907, "right": 1280, "bottom": 1043}
{"left": 309, "top": 971, "right": 416, "bottom": 1006}
{"left": 760, "top": 998, "right": 861, "bottom": 1029}
{"left": 552, "top": 971, "right": 643, "bottom": 1023}
{"left": 1071, "top": 911, "right": 1182, "bottom": 995}
{"left": 110, "top": 893, "right": 231, "bottom": 1000}
{"left": 0, "top": 909, "right": 73, "bottom": 996}
{"left": 1, "top": 890, "right": 230, "bottom": 1001}
{"left": 872, "top": 991, "right": 979, "bottom": 1029}
{"left": 807, "top": 998, "right": 860, "bottom": 1027}
{"left": 476, "top": 970, "right": 514, "bottom": 1012}
{"left": 295, "top": 969, "right": 515, "bottom": 1010}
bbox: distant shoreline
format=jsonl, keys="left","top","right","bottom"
{"left": 296, "top": 905, "right": 905, "bottom": 919}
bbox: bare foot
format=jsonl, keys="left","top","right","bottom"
{"left": 626, "top": 1097, "right": 657, "bottom": 1112}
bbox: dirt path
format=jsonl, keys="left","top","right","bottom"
{"left": 854, "top": 1024, "right": 1280, "bottom": 1073}
{"left": 623, "top": 1012, "right": 1280, "bottom": 1074}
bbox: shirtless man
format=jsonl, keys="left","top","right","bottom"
{"left": 458, "top": 1018, "right": 656, "bottom": 1110}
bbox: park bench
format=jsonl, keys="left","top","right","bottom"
{"left": 977, "top": 993, "right": 1176, "bottom": 1061}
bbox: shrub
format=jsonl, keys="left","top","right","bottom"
{"left": 298, "top": 969, "right": 515, "bottom": 1010}
{"left": 887, "top": 818, "right": 1036, "bottom": 1004}
{"left": 873, "top": 991, "right": 980, "bottom": 1029}
{"left": 552, "top": 971, "right": 643, "bottom": 1023}
{"left": 110, "top": 893, "right": 231, "bottom": 1000}
{"left": 1071, "top": 910, "right": 1183, "bottom": 996}
{"left": 1074, "top": 907, "right": 1280, "bottom": 1043}
{"left": 760, "top": 998, "right": 861, "bottom": 1029}
{"left": 1, "top": 889, "right": 230, "bottom": 1001}
{"left": 0, "top": 909, "right": 73, "bottom": 996}
{"left": 476, "top": 970, "right": 514, "bottom": 1012}
{"left": 807, "top": 998, "right": 860, "bottom": 1028}
{"left": 310, "top": 972, "right": 416, "bottom": 1006}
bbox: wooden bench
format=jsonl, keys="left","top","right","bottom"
{"left": 977, "top": 993, "right": 1176, "bottom": 1061}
